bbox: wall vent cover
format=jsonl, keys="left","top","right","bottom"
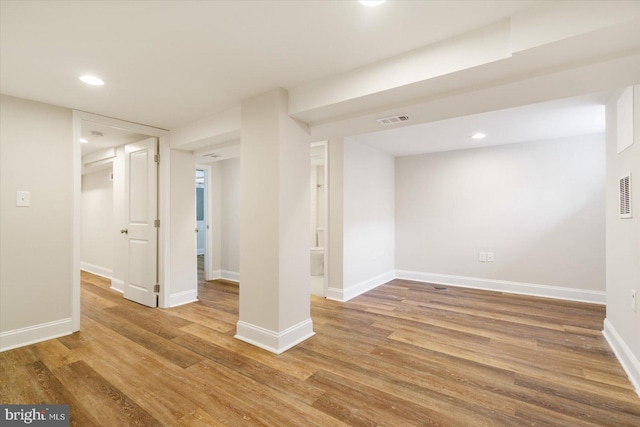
{"left": 619, "top": 172, "right": 632, "bottom": 219}
{"left": 376, "top": 114, "right": 411, "bottom": 126}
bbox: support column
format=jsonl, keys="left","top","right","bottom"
{"left": 235, "top": 88, "right": 314, "bottom": 353}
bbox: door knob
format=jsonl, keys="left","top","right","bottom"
{"left": 120, "top": 228, "right": 128, "bottom": 234}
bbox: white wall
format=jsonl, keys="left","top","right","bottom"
{"left": 209, "top": 162, "right": 223, "bottom": 277}
{"left": 237, "top": 88, "right": 313, "bottom": 353}
{"left": 0, "top": 94, "right": 74, "bottom": 350}
{"left": 111, "top": 146, "right": 126, "bottom": 292}
{"left": 338, "top": 138, "right": 395, "bottom": 300}
{"left": 328, "top": 137, "right": 344, "bottom": 293}
{"left": 81, "top": 168, "right": 114, "bottom": 278}
{"left": 169, "top": 149, "right": 197, "bottom": 306}
{"left": 603, "top": 86, "right": 640, "bottom": 394}
{"left": 395, "top": 134, "right": 606, "bottom": 300}
{"left": 221, "top": 157, "right": 240, "bottom": 278}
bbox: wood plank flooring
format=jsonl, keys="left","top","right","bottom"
{"left": 2, "top": 271, "right": 639, "bottom": 426}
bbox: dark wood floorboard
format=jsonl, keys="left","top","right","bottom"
{"left": 1, "top": 270, "right": 639, "bottom": 426}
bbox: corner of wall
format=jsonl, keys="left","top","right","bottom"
{"left": 603, "top": 319, "right": 640, "bottom": 396}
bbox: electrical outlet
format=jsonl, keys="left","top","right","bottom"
{"left": 479, "top": 252, "right": 486, "bottom": 262}
{"left": 632, "top": 290, "right": 637, "bottom": 312}
{"left": 487, "top": 252, "right": 494, "bottom": 262}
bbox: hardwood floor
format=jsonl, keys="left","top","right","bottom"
{"left": 2, "top": 272, "right": 639, "bottom": 426}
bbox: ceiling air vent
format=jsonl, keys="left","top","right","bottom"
{"left": 376, "top": 114, "right": 411, "bottom": 126}
{"left": 619, "top": 173, "right": 632, "bottom": 219}
{"left": 204, "top": 153, "right": 221, "bottom": 158}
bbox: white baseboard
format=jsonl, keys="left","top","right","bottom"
{"left": 221, "top": 270, "right": 240, "bottom": 282}
{"left": 169, "top": 290, "right": 198, "bottom": 307}
{"left": 110, "top": 278, "right": 124, "bottom": 293}
{"left": 1, "top": 318, "right": 73, "bottom": 352}
{"left": 235, "top": 318, "right": 314, "bottom": 354}
{"left": 80, "top": 262, "right": 113, "bottom": 280}
{"left": 327, "top": 270, "right": 395, "bottom": 302}
{"left": 210, "top": 270, "right": 240, "bottom": 283}
{"left": 395, "top": 270, "right": 606, "bottom": 305}
{"left": 603, "top": 319, "right": 640, "bottom": 396}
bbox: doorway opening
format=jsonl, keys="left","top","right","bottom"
{"left": 79, "top": 123, "right": 158, "bottom": 307}
{"left": 310, "top": 141, "right": 328, "bottom": 297}
{"left": 73, "top": 111, "right": 169, "bottom": 326}
{"left": 196, "top": 168, "right": 208, "bottom": 282}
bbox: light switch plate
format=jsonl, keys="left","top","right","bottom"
{"left": 16, "top": 191, "right": 30, "bottom": 207}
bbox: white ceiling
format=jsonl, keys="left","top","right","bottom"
{"left": 81, "top": 122, "right": 148, "bottom": 156}
{"left": 1, "top": 0, "right": 538, "bottom": 129}
{"left": 3, "top": 0, "right": 638, "bottom": 161}
{"left": 352, "top": 92, "right": 609, "bottom": 157}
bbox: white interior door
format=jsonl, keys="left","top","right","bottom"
{"left": 123, "top": 137, "right": 158, "bottom": 307}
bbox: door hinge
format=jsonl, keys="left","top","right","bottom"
{"left": 154, "top": 284, "right": 160, "bottom": 293}
{"left": 154, "top": 219, "right": 160, "bottom": 228}
{"left": 154, "top": 154, "right": 160, "bottom": 163}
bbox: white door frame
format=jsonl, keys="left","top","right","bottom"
{"left": 72, "top": 111, "right": 170, "bottom": 329}
{"left": 311, "top": 140, "right": 329, "bottom": 297}
{"left": 197, "top": 164, "right": 213, "bottom": 281}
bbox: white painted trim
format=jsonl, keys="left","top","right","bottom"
{"left": 169, "top": 290, "right": 198, "bottom": 307}
{"left": 221, "top": 270, "right": 240, "bottom": 283}
{"left": 80, "top": 262, "right": 113, "bottom": 279}
{"left": 603, "top": 319, "right": 640, "bottom": 396}
{"left": 311, "top": 140, "right": 330, "bottom": 298}
{"left": 326, "top": 270, "right": 395, "bottom": 302}
{"left": 210, "top": 270, "right": 240, "bottom": 283}
{"left": 395, "top": 270, "right": 606, "bottom": 304}
{"left": 0, "top": 318, "right": 73, "bottom": 352}
{"left": 110, "top": 278, "right": 124, "bottom": 294}
{"left": 235, "top": 318, "right": 314, "bottom": 354}
{"left": 72, "top": 112, "right": 82, "bottom": 332}
{"left": 197, "top": 163, "right": 213, "bottom": 282}
{"left": 73, "top": 111, "right": 169, "bottom": 135}
{"left": 325, "top": 287, "right": 344, "bottom": 302}
{"left": 159, "top": 136, "right": 171, "bottom": 308}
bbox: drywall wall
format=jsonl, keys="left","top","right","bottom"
{"left": 81, "top": 168, "right": 114, "bottom": 277}
{"left": 0, "top": 94, "right": 73, "bottom": 348}
{"left": 238, "top": 88, "right": 312, "bottom": 353}
{"left": 341, "top": 137, "right": 395, "bottom": 300}
{"left": 328, "top": 137, "right": 344, "bottom": 293}
{"left": 208, "top": 162, "right": 223, "bottom": 277}
{"left": 604, "top": 86, "right": 640, "bottom": 393}
{"left": 111, "top": 146, "right": 126, "bottom": 292}
{"left": 395, "top": 134, "right": 606, "bottom": 297}
{"left": 169, "top": 149, "right": 197, "bottom": 306}
{"left": 221, "top": 157, "right": 240, "bottom": 277}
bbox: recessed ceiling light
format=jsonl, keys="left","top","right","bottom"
{"left": 79, "top": 75, "right": 105, "bottom": 86}
{"left": 471, "top": 132, "right": 486, "bottom": 140}
{"left": 359, "top": 0, "right": 385, "bottom": 6}
{"left": 80, "top": 138, "right": 88, "bottom": 144}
